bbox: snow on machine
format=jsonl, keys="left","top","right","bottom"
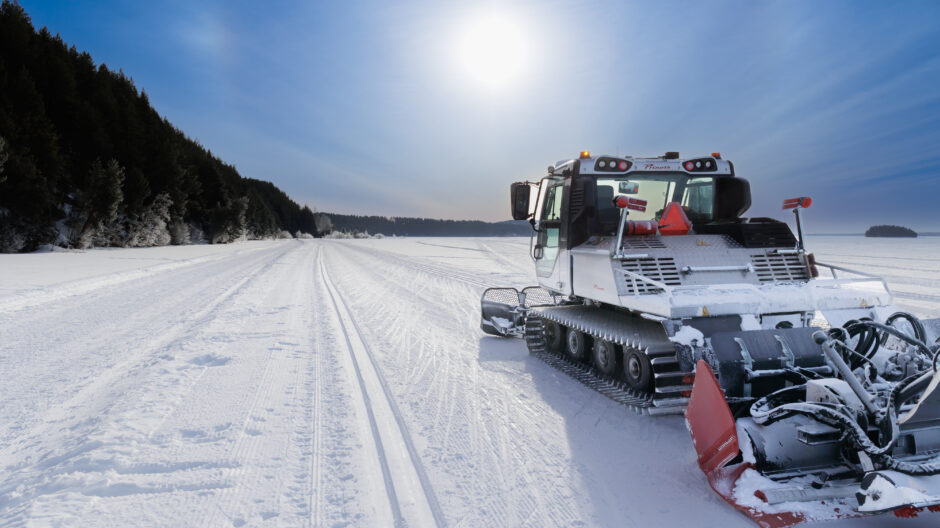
{"left": 480, "top": 150, "right": 940, "bottom": 525}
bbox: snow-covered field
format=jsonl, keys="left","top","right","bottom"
{"left": 1, "top": 236, "right": 938, "bottom": 527}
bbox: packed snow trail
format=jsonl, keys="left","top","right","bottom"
{"left": 1, "top": 237, "right": 938, "bottom": 527}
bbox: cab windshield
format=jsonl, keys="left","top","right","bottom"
{"left": 594, "top": 173, "right": 715, "bottom": 234}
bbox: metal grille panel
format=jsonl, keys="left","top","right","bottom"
{"left": 521, "top": 286, "right": 558, "bottom": 307}
{"left": 621, "top": 257, "right": 681, "bottom": 294}
{"left": 482, "top": 287, "right": 520, "bottom": 305}
{"left": 751, "top": 253, "right": 810, "bottom": 283}
{"left": 621, "top": 236, "right": 667, "bottom": 249}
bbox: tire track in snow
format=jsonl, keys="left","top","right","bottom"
{"left": 476, "top": 240, "right": 533, "bottom": 276}
{"left": 325, "top": 242, "right": 584, "bottom": 527}
{"left": 0, "top": 243, "right": 298, "bottom": 466}
{"left": 0, "top": 243, "right": 276, "bottom": 316}
{"left": 337, "top": 242, "right": 492, "bottom": 289}
{"left": 0, "top": 242, "right": 302, "bottom": 522}
{"left": 187, "top": 242, "right": 324, "bottom": 527}
{"left": 320, "top": 246, "right": 446, "bottom": 528}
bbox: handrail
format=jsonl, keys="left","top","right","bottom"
{"left": 814, "top": 261, "right": 894, "bottom": 303}
{"left": 815, "top": 261, "right": 882, "bottom": 279}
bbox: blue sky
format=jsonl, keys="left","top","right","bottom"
{"left": 17, "top": 0, "right": 940, "bottom": 231}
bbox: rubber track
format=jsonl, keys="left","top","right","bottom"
{"left": 524, "top": 315, "right": 685, "bottom": 415}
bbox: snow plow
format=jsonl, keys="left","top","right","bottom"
{"left": 480, "top": 150, "right": 940, "bottom": 524}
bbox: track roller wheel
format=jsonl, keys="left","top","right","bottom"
{"left": 592, "top": 339, "right": 621, "bottom": 378}
{"left": 623, "top": 347, "right": 652, "bottom": 391}
{"left": 543, "top": 320, "right": 563, "bottom": 354}
{"left": 566, "top": 329, "right": 590, "bottom": 362}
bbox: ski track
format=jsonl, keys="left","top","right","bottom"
{"left": 1, "top": 236, "right": 939, "bottom": 527}
{"left": 320, "top": 247, "right": 445, "bottom": 528}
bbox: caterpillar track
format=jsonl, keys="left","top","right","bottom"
{"left": 523, "top": 306, "right": 691, "bottom": 415}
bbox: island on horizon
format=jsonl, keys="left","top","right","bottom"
{"left": 864, "top": 225, "right": 918, "bottom": 238}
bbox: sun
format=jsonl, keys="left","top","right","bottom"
{"left": 456, "top": 14, "right": 528, "bottom": 92}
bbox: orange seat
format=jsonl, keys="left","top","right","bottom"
{"left": 658, "top": 202, "right": 691, "bottom": 236}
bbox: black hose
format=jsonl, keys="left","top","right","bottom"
{"left": 832, "top": 340, "right": 875, "bottom": 369}
{"left": 844, "top": 318, "right": 935, "bottom": 371}
{"left": 841, "top": 318, "right": 879, "bottom": 368}
{"left": 880, "top": 312, "right": 927, "bottom": 345}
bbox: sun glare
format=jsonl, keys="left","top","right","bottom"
{"left": 457, "top": 14, "right": 528, "bottom": 92}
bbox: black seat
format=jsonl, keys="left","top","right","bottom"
{"left": 596, "top": 186, "right": 620, "bottom": 235}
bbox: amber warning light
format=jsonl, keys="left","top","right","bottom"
{"left": 579, "top": 150, "right": 591, "bottom": 159}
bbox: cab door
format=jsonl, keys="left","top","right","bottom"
{"left": 534, "top": 177, "right": 570, "bottom": 293}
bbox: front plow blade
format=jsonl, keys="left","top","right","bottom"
{"left": 480, "top": 286, "right": 559, "bottom": 337}
{"left": 685, "top": 360, "right": 863, "bottom": 527}
{"left": 480, "top": 287, "right": 525, "bottom": 337}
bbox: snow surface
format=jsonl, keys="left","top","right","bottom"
{"left": 0, "top": 236, "right": 938, "bottom": 527}
{"left": 669, "top": 325, "right": 704, "bottom": 346}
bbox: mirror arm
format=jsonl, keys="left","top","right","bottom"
{"left": 611, "top": 206, "right": 629, "bottom": 258}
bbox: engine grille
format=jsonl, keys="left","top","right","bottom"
{"left": 620, "top": 236, "right": 667, "bottom": 250}
{"left": 621, "top": 257, "right": 681, "bottom": 294}
{"left": 751, "top": 253, "right": 810, "bottom": 283}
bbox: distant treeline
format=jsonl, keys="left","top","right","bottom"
{"left": 0, "top": 1, "right": 322, "bottom": 252}
{"left": 327, "top": 214, "right": 531, "bottom": 237}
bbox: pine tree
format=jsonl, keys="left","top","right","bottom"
{"left": 69, "top": 158, "right": 124, "bottom": 247}
{"left": 0, "top": 136, "right": 7, "bottom": 183}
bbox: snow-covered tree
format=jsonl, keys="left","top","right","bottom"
{"left": 125, "top": 192, "right": 172, "bottom": 247}
{"left": 66, "top": 158, "right": 125, "bottom": 248}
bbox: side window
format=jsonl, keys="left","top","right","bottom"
{"left": 681, "top": 182, "right": 715, "bottom": 222}
{"left": 536, "top": 181, "right": 564, "bottom": 275}
{"left": 541, "top": 183, "right": 564, "bottom": 224}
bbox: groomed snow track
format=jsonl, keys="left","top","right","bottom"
{"left": 319, "top": 250, "right": 446, "bottom": 528}
{"left": 3, "top": 237, "right": 936, "bottom": 527}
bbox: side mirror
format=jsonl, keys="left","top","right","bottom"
{"left": 533, "top": 244, "right": 544, "bottom": 259}
{"left": 510, "top": 182, "right": 531, "bottom": 221}
{"left": 619, "top": 181, "right": 639, "bottom": 194}
{"left": 714, "top": 177, "right": 751, "bottom": 220}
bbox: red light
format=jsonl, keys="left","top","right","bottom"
{"left": 626, "top": 197, "right": 647, "bottom": 212}
{"left": 784, "top": 196, "right": 813, "bottom": 209}
{"left": 618, "top": 160, "right": 628, "bottom": 170}
{"left": 614, "top": 195, "right": 629, "bottom": 208}
{"left": 684, "top": 161, "right": 695, "bottom": 170}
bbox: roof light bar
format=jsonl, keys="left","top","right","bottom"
{"left": 683, "top": 158, "right": 718, "bottom": 173}
{"left": 594, "top": 157, "right": 633, "bottom": 173}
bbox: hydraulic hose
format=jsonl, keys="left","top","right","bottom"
{"left": 880, "top": 312, "right": 927, "bottom": 346}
